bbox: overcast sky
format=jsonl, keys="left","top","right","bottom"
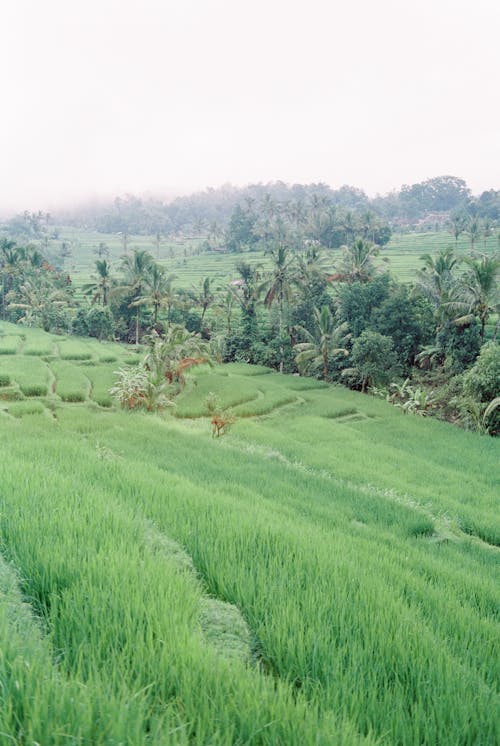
{"left": 1, "top": 0, "right": 499, "bottom": 213}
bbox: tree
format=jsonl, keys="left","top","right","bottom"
{"left": 120, "top": 249, "right": 154, "bottom": 344}
{"left": 342, "top": 330, "right": 401, "bottom": 392}
{"left": 466, "top": 218, "right": 481, "bottom": 251}
{"left": 294, "top": 305, "right": 348, "bottom": 382}
{"left": 262, "top": 246, "right": 296, "bottom": 372}
{"left": 370, "top": 286, "right": 434, "bottom": 370}
{"left": 230, "top": 262, "right": 262, "bottom": 345}
{"left": 131, "top": 263, "right": 177, "bottom": 327}
{"left": 417, "top": 248, "right": 460, "bottom": 328}
{"left": 225, "top": 205, "right": 259, "bottom": 252}
{"left": 8, "top": 278, "right": 70, "bottom": 332}
{"left": 449, "top": 253, "right": 500, "bottom": 340}
{"left": 462, "top": 343, "right": 500, "bottom": 434}
{"left": 144, "top": 326, "right": 210, "bottom": 389}
{"left": 332, "top": 239, "right": 383, "bottom": 283}
{"left": 195, "top": 276, "right": 215, "bottom": 329}
{"left": 82, "top": 259, "right": 112, "bottom": 306}
{"left": 448, "top": 212, "right": 467, "bottom": 248}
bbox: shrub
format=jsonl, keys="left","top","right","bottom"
{"left": 0, "top": 374, "right": 11, "bottom": 387}
{"left": 462, "top": 343, "right": 500, "bottom": 434}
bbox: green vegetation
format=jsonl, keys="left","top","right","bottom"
{"left": 0, "top": 323, "right": 498, "bottom": 743}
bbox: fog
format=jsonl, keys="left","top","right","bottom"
{"left": 1, "top": 0, "right": 499, "bottom": 214}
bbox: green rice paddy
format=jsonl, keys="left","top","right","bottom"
{"left": 0, "top": 322, "right": 498, "bottom": 744}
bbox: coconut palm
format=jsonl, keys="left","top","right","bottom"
{"left": 8, "top": 278, "right": 70, "bottom": 331}
{"left": 448, "top": 253, "right": 500, "bottom": 340}
{"left": 417, "top": 248, "right": 460, "bottom": 327}
{"left": 466, "top": 218, "right": 481, "bottom": 251}
{"left": 332, "top": 239, "right": 382, "bottom": 283}
{"left": 193, "top": 276, "right": 215, "bottom": 328}
{"left": 131, "top": 263, "right": 177, "bottom": 327}
{"left": 120, "top": 249, "right": 154, "bottom": 344}
{"left": 82, "top": 259, "right": 112, "bottom": 306}
{"left": 262, "top": 246, "right": 297, "bottom": 372}
{"left": 294, "top": 305, "right": 348, "bottom": 381}
{"left": 448, "top": 212, "right": 467, "bottom": 248}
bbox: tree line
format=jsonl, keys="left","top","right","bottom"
{"left": 1, "top": 215, "right": 499, "bottom": 433}
{"left": 5, "top": 176, "right": 500, "bottom": 242}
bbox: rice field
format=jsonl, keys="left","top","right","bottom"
{"left": 0, "top": 322, "right": 498, "bottom": 744}
{"left": 28, "top": 226, "right": 500, "bottom": 299}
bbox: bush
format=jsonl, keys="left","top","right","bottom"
{"left": 462, "top": 343, "right": 500, "bottom": 434}
{"left": 0, "top": 374, "right": 11, "bottom": 387}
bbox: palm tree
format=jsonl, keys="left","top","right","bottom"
{"left": 417, "top": 248, "right": 460, "bottom": 327}
{"left": 131, "top": 263, "right": 177, "bottom": 327}
{"left": 294, "top": 305, "right": 348, "bottom": 382}
{"left": 1, "top": 239, "right": 20, "bottom": 319}
{"left": 194, "top": 276, "right": 215, "bottom": 328}
{"left": 230, "top": 262, "right": 262, "bottom": 344}
{"left": 82, "top": 259, "right": 112, "bottom": 306}
{"left": 448, "top": 253, "right": 500, "bottom": 340}
{"left": 144, "top": 326, "right": 210, "bottom": 389}
{"left": 262, "top": 246, "right": 297, "bottom": 372}
{"left": 448, "top": 212, "right": 467, "bottom": 249}
{"left": 8, "top": 278, "right": 70, "bottom": 331}
{"left": 482, "top": 220, "right": 494, "bottom": 249}
{"left": 120, "top": 249, "right": 154, "bottom": 344}
{"left": 466, "top": 218, "right": 481, "bottom": 251}
{"left": 332, "top": 239, "right": 382, "bottom": 283}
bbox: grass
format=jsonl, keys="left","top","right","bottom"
{"left": 0, "top": 323, "right": 498, "bottom": 744}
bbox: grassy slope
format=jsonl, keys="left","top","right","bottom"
{"left": 0, "top": 323, "right": 499, "bottom": 744}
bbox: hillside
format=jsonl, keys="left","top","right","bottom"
{"left": 0, "top": 323, "right": 499, "bottom": 744}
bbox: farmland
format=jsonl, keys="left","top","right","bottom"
{"left": 0, "top": 323, "right": 499, "bottom": 744}
{"left": 35, "top": 226, "right": 500, "bottom": 298}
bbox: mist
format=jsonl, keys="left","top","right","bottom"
{"left": 1, "top": 0, "right": 499, "bottom": 215}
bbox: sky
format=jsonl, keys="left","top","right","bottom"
{"left": 1, "top": 0, "right": 499, "bottom": 213}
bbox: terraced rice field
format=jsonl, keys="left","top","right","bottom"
{"left": 0, "top": 322, "right": 499, "bottom": 744}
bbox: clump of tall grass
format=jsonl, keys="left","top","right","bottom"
{"left": 0, "top": 373, "right": 11, "bottom": 386}
{"left": 20, "top": 383, "right": 48, "bottom": 397}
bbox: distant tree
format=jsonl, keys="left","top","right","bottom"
{"left": 448, "top": 211, "right": 467, "bottom": 248}
{"left": 120, "top": 249, "right": 154, "bottom": 344}
{"left": 226, "top": 205, "right": 259, "bottom": 252}
{"left": 466, "top": 219, "right": 481, "bottom": 251}
{"left": 332, "top": 239, "right": 383, "bottom": 283}
{"left": 262, "top": 246, "right": 296, "bottom": 372}
{"left": 82, "top": 259, "right": 112, "bottom": 306}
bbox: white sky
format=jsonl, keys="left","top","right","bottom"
{"left": 1, "top": 0, "right": 499, "bottom": 213}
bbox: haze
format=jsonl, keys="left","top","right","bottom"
{"left": 1, "top": 0, "right": 499, "bottom": 214}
